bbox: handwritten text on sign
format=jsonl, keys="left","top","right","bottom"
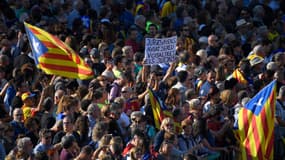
{"left": 144, "top": 36, "right": 177, "bottom": 65}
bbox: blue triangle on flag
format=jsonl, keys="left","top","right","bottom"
{"left": 26, "top": 28, "right": 48, "bottom": 65}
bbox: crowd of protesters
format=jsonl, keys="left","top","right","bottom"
{"left": 1, "top": 0, "right": 285, "bottom": 160}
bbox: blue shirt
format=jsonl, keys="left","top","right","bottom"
{"left": 10, "top": 120, "right": 27, "bottom": 140}
{"left": 33, "top": 142, "right": 52, "bottom": 154}
{"left": 199, "top": 81, "right": 212, "bottom": 97}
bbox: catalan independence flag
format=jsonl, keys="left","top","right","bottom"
{"left": 24, "top": 22, "right": 94, "bottom": 79}
{"left": 237, "top": 80, "right": 276, "bottom": 160}
{"left": 231, "top": 69, "right": 248, "bottom": 85}
{"left": 148, "top": 88, "right": 172, "bottom": 129}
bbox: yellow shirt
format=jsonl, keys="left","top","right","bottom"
{"left": 22, "top": 106, "right": 33, "bottom": 121}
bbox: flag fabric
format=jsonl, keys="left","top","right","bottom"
{"left": 24, "top": 22, "right": 94, "bottom": 79}
{"left": 231, "top": 69, "right": 248, "bottom": 85}
{"left": 237, "top": 80, "right": 276, "bottom": 160}
{"left": 148, "top": 88, "right": 172, "bottom": 129}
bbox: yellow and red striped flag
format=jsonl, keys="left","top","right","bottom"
{"left": 24, "top": 22, "right": 94, "bottom": 79}
{"left": 232, "top": 68, "right": 248, "bottom": 85}
{"left": 237, "top": 80, "right": 276, "bottom": 160}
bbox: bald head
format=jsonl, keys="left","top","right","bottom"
{"left": 208, "top": 35, "right": 218, "bottom": 47}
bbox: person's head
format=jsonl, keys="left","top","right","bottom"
{"left": 122, "top": 45, "right": 134, "bottom": 58}
{"left": 159, "top": 141, "right": 173, "bottom": 156}
{"left": 39, "top": 129, "right": 52, "bottom": 145}
{"left": 253, "top": 44, "right": 265, "bottom": 58}
{"left": 208, "top": 86, "right": 221, "bottom": 104}
{"left": 57, "top": 95, "right": 77, "bottom": 114}
{"left": 34, "top": 151, "right": 49, "bottom": 160}
{"left": 239, "top": 59, "right": 251, "bottom": 76}
{"left": 148, "top": 24, "right": 158, "bottom": 37}
{"left": 134, "top": 15, "right": 146, "bottom": 29}
{"left": 194, "top": 66, "right": 207, "bottom": 80}
{"left": 160, "top": 117, "right": 174, "bottom": 133}
{"left": 278, "top": 86, "right": 285, "bottom": 100}
{"left": 14, "top": 77, "right": 29, "bottom": 93}
{"left": 128, "top": 28, "right": 138, "bottom": 40}
{"left": 196, "top": 49, "right": 207, "bottom": 63}
{"left": 0, "top": 122, "right": 4, "bottom": 138}
{"left": 99, "top": 133, "right": 113, "bottom": 147}
{"left": 13, "top": 108, "right": 24, "bottom": 122}
{"left": 109, "top": 102, "right": 122, "bottom": 120}
{"left": 220, "top": 89, "right": 237, "bottom": 107}
{"left": 130, "top": 147, "right": 143, "bottom": 160}
{"left": 181, "top": 118, "right": 193, "bottom": 136}
{"left": 165, "top": 88, "right": 181, "bottom": 107}
{"left": 253, "top": 5, "right": 265, "bottom": 18}
{"left": 274, "top": 70, "right": 284, "bottom": 82}
{"left": 130, "top": 113, "right": 147, "bottom": 133}
{"left": 183, "top": 153, "right": 198, "bottom": 160}
{"left": 113, "top": 55, "right": 123, "bottom": 67}
{"left": 185, "top": 88, "right": 197, "bottom": 101}
{"left": 188, "top": 98, "right": 202, "bottom": 119}
{"left": 206, "top": 70, "right": 216, "bottom": 84}
{"left": 208, "top": 35, "right": 218, "bottom": 47}
{"left": 62, "top": 115, "right": 73, "bottom": 133}
{"left": 192, "top": 118, "right": 207, "bottom": 137}
{"left": 274, "top": 52, "right": 285, "bottom": 66}
{"left": 54, "top": 89, "right": 65, "bottom": 105}
{"left": 87, "top": 103, "right": 101, "bottom": 119}
{"left": 17, "top": 137, "right": 33, "bottom": 155}
{"left": 121, "top": 86, "right": 132, "bottom": 99}
{"left": 76, "top": 145, "right": 93, "bottom": 160}
{"left": 42, "top": 97, "right": 53, "bottom": 112}
{"left": 177, "top": 70, "right": 188, "bottom": 83}
{"left": 92, "top": 121, "right": 108, "bottom": 141}
{"left": 132, "top": 129, "right": 145, "bottom": 147}
{"left": 21, "top": 92, "right": 36, "bottom": 107}
{"left": 75, "top": 115, "right": 89, "bottom": 135}
{"left": 61, "top": 135, "right": 76, "bottom": 150}
{"left": 25, "top": 117, "right": 39, "bottom": 132}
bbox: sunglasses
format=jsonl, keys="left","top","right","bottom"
{"left": 166, "top": 123, "right": 174, "bottom": 127}
{"left": 132, "top": 118, "right": 142, "bottom": 123}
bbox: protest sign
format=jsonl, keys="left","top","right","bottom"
{"left": 144, "top": 36, "right": 177, "bottom": 65}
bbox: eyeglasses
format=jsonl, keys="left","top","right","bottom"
{"left": 121, "top": 91, "right": 128, "bottom": 93}
{"left": 132, "top": 118, "right": 142, "bottom": 123}
{"left": 183, "top": 28, "right": 189, "bottom": 31}
{"left": 15, "top": 114, "right": 23, "bottom": 117}
{"left": 44, "top": 136, "right": 52, "bottom": 140}
{"left": 63, "top": 122, "right": 71, "bottom": 125}
{"left": 166, "top": 123, "right": 174, "bottom": 127}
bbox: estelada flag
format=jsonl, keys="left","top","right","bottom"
{"left": 24, "top": 22, "right": 94, "bottom": 79}
{"left": 148, "top": 88, "right": 173, "bottom": 129}
{"left": 237, "top": 80, "right": 276, "bottom": 160}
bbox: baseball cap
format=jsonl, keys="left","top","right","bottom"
{"left": 194, "top": 66, "right": 206, "bottom": 77}
{"left": 249, "top": 56, "right": 264, "bottom": 67}
{"left": 236, "top": 19, "right": 250, "bottom": 29}
{"left": 21, "top": 92, "right": 36, "bottom": 101}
